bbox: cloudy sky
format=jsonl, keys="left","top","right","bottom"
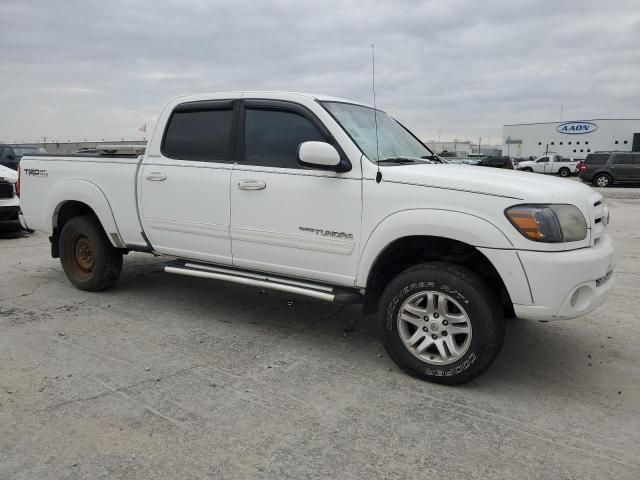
{"left": 1, "top": 0, "right": 638, "bottom": 145}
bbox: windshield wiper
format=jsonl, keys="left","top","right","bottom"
{"left": 377, "top": 156, "right": 431, "bottom": 164}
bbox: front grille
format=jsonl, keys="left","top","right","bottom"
{"left": 596, "top": 269, "right": 614, "bottom": 288}
{"left": 588, "top": 193, "right": 607, "bottom": 246}
{"left": 0, "top": 182, "right": 14, "bottom": 199}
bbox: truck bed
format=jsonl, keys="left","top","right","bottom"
{"left": 19, "top": 155, "right": 147, "bottom": 247}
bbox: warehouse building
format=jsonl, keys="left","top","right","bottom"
{"left": 503, "top": 119, "right": 640, "bottom": 159}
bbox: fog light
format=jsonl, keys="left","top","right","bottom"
{"left": 570, "top": 285, "right": 593, "bottom": 311}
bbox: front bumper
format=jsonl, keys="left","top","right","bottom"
{"left": 513, "top": 234, "right": 615, "bottom": 321}
{"left": 0, "top": 205, "right": 21, "bottom": 230}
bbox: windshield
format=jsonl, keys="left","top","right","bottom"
{"left": 322, "top": 102, "right": 432, "bottom": 162}
{"left": 14, "top": 147, "right": 47, "bottom": 156}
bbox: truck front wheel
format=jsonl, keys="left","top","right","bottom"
{"left": 59, "top": 215, "right": 123, "bottom": 291}
{"left": 379, "top": 262, "right": 504, "bottom": 385}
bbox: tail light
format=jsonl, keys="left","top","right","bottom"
{"left": 16, "top": 162, "right": 20, "bottom": 197}
{"left": 578, "top": 161, "right": 586, "bottom": 173}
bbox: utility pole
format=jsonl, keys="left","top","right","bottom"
{"left": 507, "top": 136, "right": 511, "bottom": 156}
{"left": 478, "top": 137, "right": 481, "bottom": 155}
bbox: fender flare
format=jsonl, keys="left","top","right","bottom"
{"left": 48, "top": 179, "right": 122, "bottom": 247}
{"left": 356, "top": 208, "right": 514, "bottom": 287}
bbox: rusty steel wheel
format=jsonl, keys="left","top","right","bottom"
{"left": 70, "top": 234, "right": 95, "bottom": 279}
{"left": 59, "top": 215, "right": 123, "bottom": 291}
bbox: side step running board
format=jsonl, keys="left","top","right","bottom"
{"left": 164, "top": 260, "right": 362, "bottom": 305}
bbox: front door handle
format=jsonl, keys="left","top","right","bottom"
{"left": 238, "top": 179, "right": 266, "bottom": 190}
{"left": 145, "top": 172, "right": 167, "bottom": 181}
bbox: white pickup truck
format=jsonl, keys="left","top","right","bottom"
{"left": 18, "top": 92, "right": 615, "bottom": 384}
{"left": 517, "top": 155, "right": 579, "bottom": 177}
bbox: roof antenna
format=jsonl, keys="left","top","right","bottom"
{"left": 372, "top": 44, "right": 382, "bottom": 183}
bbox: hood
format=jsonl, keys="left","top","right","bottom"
{"left": 0, "top": 165, "right": 18, "bottom": 183}
{"left": 381, "top": 163, "right": 594, "bottom": 204}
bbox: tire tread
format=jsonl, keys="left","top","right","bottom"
{"left": 379, "top": 261, "right": 504, "bottom": 385}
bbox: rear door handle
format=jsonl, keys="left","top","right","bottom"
{"left": 238, "top": 179, "right": 266, "bottom": 190}
{"left": 145, "top": 172, "right": 167, "bottom": 181}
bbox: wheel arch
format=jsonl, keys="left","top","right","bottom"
{"left": 48, "top": 180, "right": 123, "bottom": 256}
{"left": 357, "top": 210, "right": 528, "bottom": 316}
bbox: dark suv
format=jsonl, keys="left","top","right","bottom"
{"left": 0, "top": 144, "right": 48, "bottom": 170}
{"left": 579, "top": 152, "right": 640, "bottom": 187}
{"left": 476, "top": 156, "right": 514, "bottom": 169}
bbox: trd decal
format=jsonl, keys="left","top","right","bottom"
{"left": 23, "top": 168, "right": 48, "bottom": 177}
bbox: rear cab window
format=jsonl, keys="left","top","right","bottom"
{"left": 162, "top": 101, "right": 235, "bottom": 161}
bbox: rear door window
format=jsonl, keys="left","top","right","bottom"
{"left": 162, "top": 104, "right": 234, "bottom": 161}
{"left": 613, "top": 154, "right": 634, "bottom": 165}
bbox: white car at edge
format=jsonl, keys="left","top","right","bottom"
{"left": 0, "top": 164, "right": 20, "bottom": 231}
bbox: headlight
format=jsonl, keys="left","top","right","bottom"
{"left": 505, "top": 204, "right": 588, "bottom": 243}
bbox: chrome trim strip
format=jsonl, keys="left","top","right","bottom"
{"left": 148, "top": 217, "right": 229, "bottom": 239}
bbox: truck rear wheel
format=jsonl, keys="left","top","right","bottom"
{"left": 558, "top": 167, "right": 571, "bottom": 177}
{"left": 379, "top": 262, "right": 504, "bottom": 385}
{"left": 59, "top": 215, "right": 123, "bottom": 291}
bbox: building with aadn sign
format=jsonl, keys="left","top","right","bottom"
{"left": 503, "top": 119, "right": 640, "bottom": 160}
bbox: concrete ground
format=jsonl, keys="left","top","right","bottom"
{"left": 1, "top": 188, "right": 639, "bottom": 479}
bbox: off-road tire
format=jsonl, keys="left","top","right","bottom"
{"left": 558, "top": 167, "right": 571, "bottom": 178}
{"left": 59, "top": 215, "right": 123, "bottom": 291}
{"left": 379, "top": 262, "right": 504, "bottom": 385}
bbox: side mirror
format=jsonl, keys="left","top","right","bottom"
{"left": 298, "top": 141, "right": 341, "bottom": 170}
